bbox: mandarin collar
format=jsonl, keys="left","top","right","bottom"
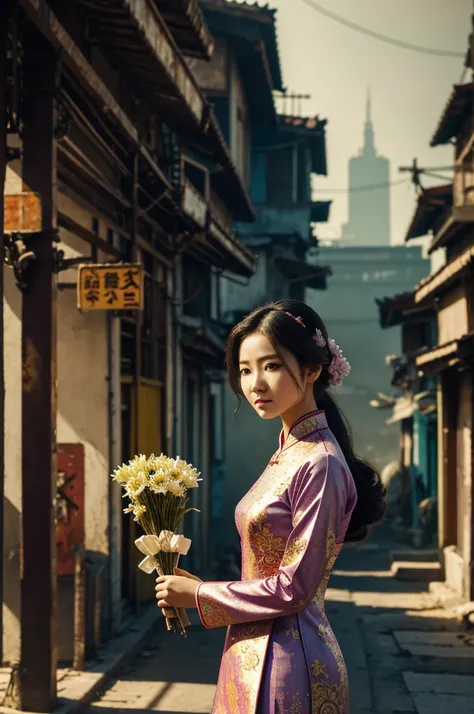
{"left": 279, "top": 409, "right": 328, "bottom": 449}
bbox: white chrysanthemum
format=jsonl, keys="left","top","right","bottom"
{"left": 125, "top": 471, "right": 147, "bottom": 498}
{"left": 149, "top": 470, "right": 167, "bottom": 491}
{"left": 151, "top": 453, "right": 175, "bottom": 472}
{"left": 164, "top": 480, "right": 186, "bottom": 497}
{"left": 132, "top": 503, "right": 147, "bottom": 521}
{"left": 123, "top": 503, "right": 134, "bottom": 514}
{"left": 112, "top": 463, "right": 130, "bottom": 484}
{"left": 151, "top": 483, "right": 168, "bottom": 496}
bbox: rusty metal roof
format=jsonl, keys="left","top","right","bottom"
{"left": 157, "top": 0, "right": 215, "bottom": 59}
{"left": 405, "top": 184, "right": 452, "bottom": 241}
{"left": 430, "top": 82, "right": 474, "bottom": 146}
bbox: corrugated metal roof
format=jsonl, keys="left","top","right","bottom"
{"left": 157, "top": 0, "right": 214, "bottom": 59}
{"left": 430, "top": 82, "right": 474, "bottom": 147}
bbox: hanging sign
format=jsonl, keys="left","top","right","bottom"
{"left": 77, "top": 263, "right": 144, "bottom": 311}
{"left": 4, "top": 192, "right": 42, "bottom": 233}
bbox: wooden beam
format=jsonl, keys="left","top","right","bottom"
{"left": 19, "top": 32, "right": 58, "bottom": 711}
{"left": 58, "top": 212, "right": 121, "bottom": 259}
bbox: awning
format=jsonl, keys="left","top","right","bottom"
{"left": 431, "top": 82, "right": 474, "bottom": 147}
{"left": 427, "top": 205, "right": 474, "bottom": 254}
{"left": 274, "top": 257, "right": 332, "bottom": 290}
{"left": 158, "top": 0, "right": 214, "bottom": 59}
{"left": 405, "top": 185, "right": 452, "bottom": 242}
{"left": 415, "top": 243, "right": 474, "bottom": 304}
{"left": 376, "top": 290, "right": 434, "bottom": 329}
{"left": 416, "top": 333, "right": 474, "bottom": 375}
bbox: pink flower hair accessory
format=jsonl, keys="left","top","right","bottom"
{"left": 313, "top": 328, "right": 326, "bottom": 347}
{"left": 327, "top": 338, "right": 351, "bottom": 387}
{"left": 284, "top": 311, "right": 306, "bottom": 328}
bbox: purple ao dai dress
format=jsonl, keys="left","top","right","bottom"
{"left": 196, "top": 410, "right": 358, "bottom": 714}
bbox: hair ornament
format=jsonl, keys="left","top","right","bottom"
{"left": 282, "top": 310, "right": 351, "bottom": 387}
{"left": 313, "top": 328, "right": 326, "bottom": 347}
{"left": 284, "top": 311, "right": 306, "bottom": 328}
{"left": 327, "top": 338, "right": 351, "bottom": 387}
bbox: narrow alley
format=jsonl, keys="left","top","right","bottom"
{"left": 82, "top": 528, "right": 474, "bottom": 714}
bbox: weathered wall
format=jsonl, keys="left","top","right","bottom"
{"left": 2, "top": 146, "right": 23, "bottom": 664}
{"left": 2, "top": 266, "right": 22, "bottom": 664}
{"left": 56, "top": 192, "right": 109, "bottom": 558}
{"left": 437, "top": 284, "right": 468, "bottom": 344}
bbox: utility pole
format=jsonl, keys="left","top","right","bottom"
{"left": 399, "top": 158, "right": 424, "bottom": 192}
{"left": 19, "top": 26, "right": 58, "bottom": 711}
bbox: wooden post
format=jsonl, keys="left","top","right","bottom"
{"left": 131, "top": 152, "right": 140, "bottom": 609}
{"left": 19, "top": 30, "right": 58, "bottom": 711}
{"left": 0, "top": 0, "right": 9, "bottom": 667}
{"left": 73, "top": 546, "right": 85, "bottom": 671}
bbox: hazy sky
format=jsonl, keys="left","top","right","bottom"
{"left": 253, "top": 0, "right": 472, "bottom": 243}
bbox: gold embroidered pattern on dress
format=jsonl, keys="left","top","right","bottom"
{"left": 199, "top": 591, "right": 239, "bottom": 628}
{"left": 292, "top": 508, "right": 305, "bottom": 527}
{"left": 309, "top": 623, "right": 348, "bottom": 714}
{"left": 311, "top": 529, "right": 341, "bottom": 610}
{"left": 284, "top": 622, "right": 300, "bottom": 641}
{"left": 239, "top": 641, "right": 261, "bottom": 671}
{"left": 251, "top": 521, "right": 286, "bottom": 577}
{"left": 281, "top": 536, "right": 308, "bottom": 567}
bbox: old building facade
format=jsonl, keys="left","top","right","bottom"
{"left": 0, "top": 0, "right": 257, "bottom": 709}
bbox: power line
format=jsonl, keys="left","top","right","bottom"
{"left": 300, "top": 0, "right": 465, "bottom": 58}
{"left": 312, "top": 178, "right": 409, "bottom": 194}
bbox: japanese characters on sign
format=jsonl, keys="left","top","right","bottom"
{"left": 77, "top": 263, "right": 144, "bottom": 311}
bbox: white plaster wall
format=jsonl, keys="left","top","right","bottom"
{"left": 3, "top": 146, "right": 23, "bottom": 664}
{"left": 2, "top": 266, "right": 22, "bottom": 664}
{"left": 57, "top": 289, "right": 109, "bottom": 555}
{"left": 56, "top": 194, "right": 110, "bottom": 556}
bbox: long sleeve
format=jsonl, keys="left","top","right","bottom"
{"left": 196, "top": 453, "right": 352, "bottom": 629}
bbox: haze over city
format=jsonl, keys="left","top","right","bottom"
{"left": 264, "top": 0, "right": 471, "bottom": 243}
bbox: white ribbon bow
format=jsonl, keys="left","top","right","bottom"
{"left": 134, "top": 531, "right": 192, "bottom": 574}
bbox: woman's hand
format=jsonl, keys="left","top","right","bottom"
{"left": 155, "top": 567, "right": 201, "bottom": 610}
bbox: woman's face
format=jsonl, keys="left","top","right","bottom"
{"left": 239, "top": 332, "right": 319, "bottom": 421}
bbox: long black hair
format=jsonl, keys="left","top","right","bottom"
{"left": 225, "top": 299, "right": 386, "bottom": 542}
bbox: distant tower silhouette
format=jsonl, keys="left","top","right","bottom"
{"left": 342, "top": 89, "right": 390, "bottom": 245}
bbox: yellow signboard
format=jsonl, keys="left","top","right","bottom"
{"left": 77, "top": 263, "right": 144, "bottom": 311}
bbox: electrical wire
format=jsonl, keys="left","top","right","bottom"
{"left": 300, "top": 0, "right": 465, "bottom": 58}
{"left": 312, "top": 178, "right": 409, "bottom": 194}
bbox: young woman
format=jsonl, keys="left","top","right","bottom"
{"left": 155, "top": 299, "right": 386, "bottom": 714}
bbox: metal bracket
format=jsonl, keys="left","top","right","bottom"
{"left": 52, "top": 249, "right": 91, "bottom": 273}
{"left": 4, "top": 233, "right": 37, "bottom": 292}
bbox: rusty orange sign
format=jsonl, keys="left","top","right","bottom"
{"left": 77, "top": 263, "right": 144, "bottom": 311}
{"left": 4, "top": 192, "right": 42, "bottom": 233}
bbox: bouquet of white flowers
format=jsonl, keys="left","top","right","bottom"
{"left": 112, "top": 453, "right": 201, "bottom": 636}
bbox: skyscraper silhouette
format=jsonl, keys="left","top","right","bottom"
{"left": 342, "top": 90, "right": 390, "bottom": 245}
